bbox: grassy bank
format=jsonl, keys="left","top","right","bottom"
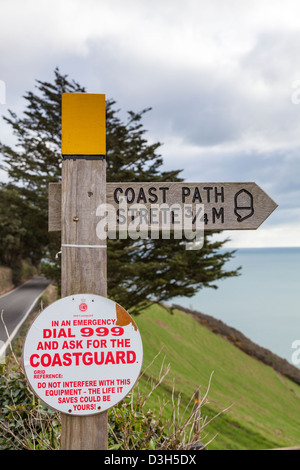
{"left": 0, "top": 266, "right": 14, "bottom": 295}
{"left": 2, "top": 295, "right": 300, "bottom": 450}
{"left": 0, "top": 261, "right": 38, "bottom": 296}
{"left": 134, "top": 303, "right": 300, "bottom": 450}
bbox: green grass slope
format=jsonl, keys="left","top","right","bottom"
{"left": 134, "top": 303, "right": 300, "bottom": 450}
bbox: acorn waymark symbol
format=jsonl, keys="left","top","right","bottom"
{"left": 234, "top": 189, "right": 254, "bottom": 222}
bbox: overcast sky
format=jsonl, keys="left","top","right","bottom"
{"left": 0, "top": 0, "right": 300, "bottom": 248}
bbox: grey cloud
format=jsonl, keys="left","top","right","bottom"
{"left": 241, "top": 30, "right": 300, "bottom": 84}
{"left": 0, "top": 22, "right": 299, "bottom": 243}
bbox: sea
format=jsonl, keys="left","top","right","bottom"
{"left": 170, "top": 247, "right": 300, "bottom": 368}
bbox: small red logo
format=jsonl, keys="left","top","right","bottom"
{"left": 79, "top": 300, "right": 88, "bottom": 312}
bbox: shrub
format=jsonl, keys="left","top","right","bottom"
{"left": 0, "top": 352, "right": 220, "bottom": 450}
{"left": 0, "top": 362, "right": 60, "bottom": 450}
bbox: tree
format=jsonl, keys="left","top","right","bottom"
{"left": 0, "top": 68, "right": 239, "bottom": 313}
{"left": 0, "top": 185, "right": 26, "bottom": 267}
{"left": 0, "top": 69, "right": 85, "bottom": 270}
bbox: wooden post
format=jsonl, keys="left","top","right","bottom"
{"left": 60, "top": 93, "right": 107, "bottom": 450}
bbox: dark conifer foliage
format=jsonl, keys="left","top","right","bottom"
{"left": 0, "top": 69, "right": 239, "bottom": 313}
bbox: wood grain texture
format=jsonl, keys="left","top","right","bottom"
{"left": 48, "top": 183, "right": 61, "bottom": 232}
{"left": 60, "top": 158, "right": 107, "bottom": 450}
{"left": 106, "top": 182, "right": 278, "bottom": 230}
{"left": 49, "top": 181, "right": 278, "bottom": 232}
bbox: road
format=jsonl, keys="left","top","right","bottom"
{"left": 0, "top": 276, "right": 50, "bottom": 358}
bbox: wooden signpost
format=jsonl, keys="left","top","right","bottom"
{"left": 47, "top": 92, "right": 277, "bottom": 450}
{"left": 50, "top": 181, "right": 277, "bottom": 232}
{"left": 60, "top": 93, "right": 108, "bottom": 450}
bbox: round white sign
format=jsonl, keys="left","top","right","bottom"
{"left": 23, "top": 294, "right": 143, "bottom": 415}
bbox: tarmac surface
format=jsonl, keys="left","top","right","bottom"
{"left": 0, "top": 276, "right": 50, "bottom": 357}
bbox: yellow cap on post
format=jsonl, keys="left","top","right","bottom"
{"left": 61, "top": 93, "right": 106, "bottom": 156}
